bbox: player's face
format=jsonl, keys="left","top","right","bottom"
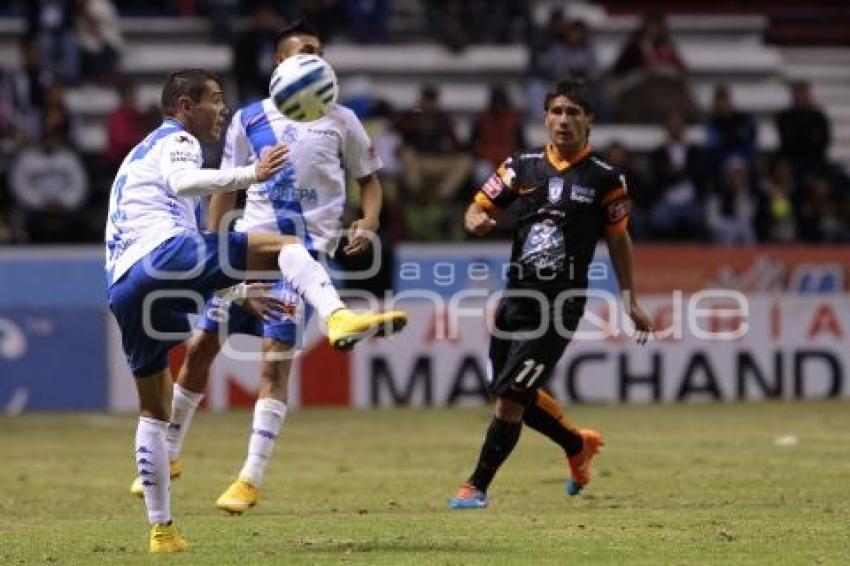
{"left": 545, "top": 95, "right": 592, "bottom": 151}
{"left": 189, "top": 80, "right": 228, "bottom": 143}
{"left": 275, "top": 34, "right": 323, "bottom": 63}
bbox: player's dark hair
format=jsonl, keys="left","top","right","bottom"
{"left": 274, "top": 20, "right": 320, "bottom": 48}
{"left": 544, "top": 79, "right": 594, "bottom": 115}
{"left": 161, "top": 69, "right": 221, "bottom": 116}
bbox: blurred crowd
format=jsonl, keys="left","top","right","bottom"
{"left": 0, "top": 1, "right": 848, "bottom": 246}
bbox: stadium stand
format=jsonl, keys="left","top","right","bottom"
{"left": 0, "top": 0, "right": 847, "bottom": 244}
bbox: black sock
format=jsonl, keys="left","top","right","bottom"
{"left": 468, "top": 417, "right": 522, "bottom": 492}
{"left": 523, "top": 403, "right": 583, "bottom": 456}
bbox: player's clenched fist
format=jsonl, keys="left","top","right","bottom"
{"left": 255, "top": 144, "right": 289, "bottom": 181}
{"left": 464, "top": 203, "right": 496, "bottom": 236}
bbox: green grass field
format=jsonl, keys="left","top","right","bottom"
{"left": 2, "top": 402, "right": 849, "bottom": 565}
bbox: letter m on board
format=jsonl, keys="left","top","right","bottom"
{"left": 370, "top": 357, "right": 433, "bottom": 406}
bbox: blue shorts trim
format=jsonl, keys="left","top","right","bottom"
{"left": 107, "top": 232, "right": 248, "bottom": 378}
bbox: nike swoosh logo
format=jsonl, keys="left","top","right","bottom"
{"left": 517, "top": 185, "right": 536, "bottom": 195}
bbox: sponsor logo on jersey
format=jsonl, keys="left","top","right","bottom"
{"left": 519, "top": 152, "right": 544, "bottom": 160}
{"left": 569, "top": 183, "right": 595, "bottom": 204}
{"left": 175, "top": 135, "right": 192, "bottom": 144}
{"left": 265, "top": 185, "right": 319, "bottom": 204}
{"left": 307, "top": 127, "right": 340, "bottom": 140}
{"left": 169, "top": 150, "right": 197, "bottom": 164}
{"left": 548, "top": 177, "right": 564, "bottom": 202}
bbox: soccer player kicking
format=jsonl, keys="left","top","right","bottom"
{"left": 127, "top": 21, "right": 384, "bottom": 515}
{"left": 448, "top": 80, "right": 653, "bottom": 509}
{"left": 105, "top": 69, "right": 406, "bottom": 553}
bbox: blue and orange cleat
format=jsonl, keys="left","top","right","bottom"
{"left": 566, "top": 429, "right": 604, "bottom": 496}
{"left": 448, "top": 481, "right": 488, "bottom": 509}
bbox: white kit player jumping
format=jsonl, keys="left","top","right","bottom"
{"left": 127, "top": 22, "right": 388, "bottom": 516}
{"left": 106, "top": 67, "right": 406, "bottom": 553}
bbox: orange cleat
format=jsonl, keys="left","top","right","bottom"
{"left": 567, "top": 429, "right": 604, "bottom": 496}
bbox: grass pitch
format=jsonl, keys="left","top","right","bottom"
{"left": 1, "top": 401, "right": 849, "bottom": 565}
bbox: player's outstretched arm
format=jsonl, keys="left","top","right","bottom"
{"left": 169, "top": 144, "right": 288, "bottom": 198}
{"left": 605, "top": 230, "right": 654, "bottom": 344}
{"left": 464, "top": 201, "right": 496, "bottom": 237}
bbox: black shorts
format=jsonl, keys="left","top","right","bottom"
{"left": 487, "top": 293, "right": 584, "bottom": 405}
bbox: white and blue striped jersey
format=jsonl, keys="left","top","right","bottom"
{"left": 225, "top": 99, "right": 381, "bottom": 255}
{"left": 104, "top": 119, "right": 204, "bottom": 286}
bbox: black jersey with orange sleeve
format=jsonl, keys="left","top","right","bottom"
{"left": 473, "top": 144, "right": 630, "bottom": 294}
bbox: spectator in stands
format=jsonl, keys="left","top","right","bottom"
{"left": 603, "top": 141, "right": 651, "bottom": 240}
{"left": 0, "top": 37, "right": 49, "bottom": 147}
{"left": 232, "top": 1, "right": 284, "bottom": 103}
{"left": 796, "top": 176, "right": 845, "bottom": 243}
{"left": 527, "top": 8, "right": 565, "bottom": 120}
{"left": 25, "top": 0, "right": 80, "bottom": 84}
{"left": 705, "top": 155, "right": 758, "bottom": 245}
{"left": 775, "top": 80, "right": 831, "bottom": 179}
{"left": 9, "top": 120, "right": 89, "bottom": 243}
{"left": 42, "top": 82, "right": 80, "bottom": 147}
{"left": 469, "top": 86, "right": 525, "bottom": 187}
{"left": 398, "top": 84, "right": 471, "bottom": 200}
{"left": 204, "top": 0, "right": 239, "bottom": 44}
{"left": 342, "top": 0, "right": 389, "bottom": 44}
{"left": 648, "top": 109, "right": 705, "bottom": 241}
{"left": 705, "top": 84, "right": 757, "bottom": 177}
{"left": 290, "top": 0, "right": 342, "bottom": 44}
{"left": 528, "top": 15, "right": 600, "bottom": 121}
{"left": 103, "top": 79, "right": 145, "bottom": 175}
{"left": 363, "top": 99, "right": 401, "bottom": 201}
{"left": 397, "top": 84, "right": 472, "bottom": 239}
{"left": 609, "top": 12, "right": 696, "bottom": 124}
{"left": 466, "top": 0, "right": 530, "bottom": 44}
{"left": 759, "top": 158, "right": 797, "bottom": 243}
{"left": 74, "top": 0, "right": 124, "bottom": 84}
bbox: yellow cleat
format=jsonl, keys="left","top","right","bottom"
{"left": 149, "top": 522, "right": 189, "bottom": 553}
{"left": 130, "top": 460, "right": 182, "bottom": 498}
{"left": 216, "top": 478, "right": 258, "bottom": 514}
{"left": 326, "top": 308, "right": 408, "bottom": 351}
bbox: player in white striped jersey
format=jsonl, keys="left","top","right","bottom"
{"left": 127, "top": 22, "right": 387, "bottom": 515}
{"left": 108, "top": 68, "right": 406, "bottom": 553}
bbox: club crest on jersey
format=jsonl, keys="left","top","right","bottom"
{"left": 283, "top": 124, "right": 298, "bottom": 144}
{"left": 570, "top": 184, "right": 596, "bottom": 204}
{"left": 547, "top": 177, "right": 564, "bottom": 203}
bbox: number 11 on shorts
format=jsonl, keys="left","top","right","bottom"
{"left": 515, "top": 359, "right": 545, "bottom": 388}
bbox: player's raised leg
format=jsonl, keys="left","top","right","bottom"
{"left": 523, "top": 389, "right": 604, "bottom": 496}
{"left": 135, "top": 369, "right": 189, "bottom": 553}
{"left": 244, "top": 232, "right": 407, "bottom": 350}
{"left": 217, "top": 338, "right": 292, "bottom": 514}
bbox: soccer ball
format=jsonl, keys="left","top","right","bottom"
{"left": 270, "top": 53, "right": 338, "bottom": 122}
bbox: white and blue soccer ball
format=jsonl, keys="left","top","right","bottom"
{"left": 270, "top": 53, "right": 338, "bottom": 122}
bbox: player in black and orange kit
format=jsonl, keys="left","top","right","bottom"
{"left": 449, "top": 79, "right": 654, "bottom": 509}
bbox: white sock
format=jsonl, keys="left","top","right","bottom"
{"left": 135, "top": 417, "right": 171, "bottom": 525}
{"left": 238, "top": 398, "right": 287, "bottom": 487}
{"left": 166, "top": 384, "right": 204, "bottom": 461}
{"left": 277, "top": 245, "right": 344, "bottom": 319}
